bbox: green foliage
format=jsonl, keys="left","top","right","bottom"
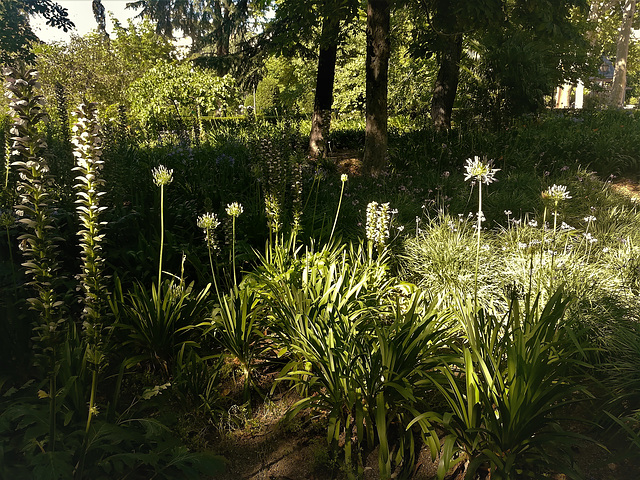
{"left": 0, "top": 0, "right": 73, "bottom": 66}
{"left": 0, "top": 373, "right": 225, "bottom": 479}
{"left": 115, "top": 278, "right": 211, "bottom": 375}
{"left": 34, "top": 20, "right": 176, "bottom": 113}
{"left": 253, "top": 55, "right": 315, "bottom": 115}
{"left": 253, "top": 238, "right": 448, "bottom": 478}
{"left": 72, "top": 101, "right": 107, "bottom": 327}
{"left": 208, "top": 285, "right": 265, "bottom": 398}
{"left": 0, "top": 0, "right": 38, "bottom": 65}
{"left": 128, "top": 60, "right": 241, "bottom": 133}
{"left": 254, "top": 75, "right": 281, "bottom": 115}
{"left": 413, "top": 290, "right": 593, "bottom": 479}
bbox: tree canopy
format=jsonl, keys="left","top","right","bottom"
{"left": 0, "top": 0, "right": 74, "bottom": 65}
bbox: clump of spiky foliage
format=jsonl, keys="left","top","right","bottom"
{"left": 71, "top": 100, "right": 108, "bottom": 437}
{"left": 5, "top": 63, "right": 63, "bottom": 450}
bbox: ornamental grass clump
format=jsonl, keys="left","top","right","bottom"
{"left": 411, "top": 289, "right": 593, "bottom": 480}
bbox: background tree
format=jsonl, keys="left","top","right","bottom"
{"left": 92, "top": 0, "right": 108, "bottom": 40}
{"left": 34, "top": 20, "right": 176, "bottom": 113}
{"left": 412, "top": 0, "right": 589, "bottom": 131}
{"left": 609, "top": 0, "right": 637, "bottom": 106}
{"left": 0, "top": 0, "right": 74, "bottom": 65}
{"left": 127, "top": 61, "right": 241, "bottom": 131}
{"left": 126, "top": 0, "right": 271, "bottom": 72}
{"left": 363, "top": 0, "right": 390, "bottom": 174}
{"left": 266, "top": 0, "right": 359, "bottom": 158}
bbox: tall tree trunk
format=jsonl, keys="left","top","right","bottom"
{"left": 309, "top": 17, "right": 339, "bottom": 159}
{"left": 363, "top": 0, "right": 390, "bottom": 175}
{"left": 217, "top": 6, "right": 230, "bottom": 57}
{"left": 609, "top": 0, "right": 636, "bottom": 107}
{"left": 431, "top": 33, "right": 462, "bottom": 132}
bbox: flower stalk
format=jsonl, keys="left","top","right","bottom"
{"left": 5, "top": 63, "right": 63, "bottom": 452}
{"left": 197, "top": 211, "right": 221, "bottom": 296}
{"left": 464, "top": 156, "right": 499, "bottom": 308}
{"left": 329, "top": 174, "right": 348, "bottom": 242}
{"left": 542, "top": 185, "right": 572, "bottom": 291}
{"left": 226, "top": 202, "right": 243, "bottom": 286}
{"left": 152, "top": 165, "right": 173, "bottom": 287}
{"left": 71, "top": 100, "right": 107, "bottom": 438}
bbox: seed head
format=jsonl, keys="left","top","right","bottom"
{"left": 197, "top": 212, "right": 220, "bottom": 250}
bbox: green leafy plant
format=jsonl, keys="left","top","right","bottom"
{"left": 259, "top": 237, "right": 447, "bottom": 478}
{"left": 0, "top": 372, "right": 225, "bottom": 480}
{"left": 207, "top": 285, "right": 265, "bottom": 400}
{"left": 5, "top": 63, "right": 64, "bottom": 452}
{"left": 71, "top": 100, "right": 109, "bottom": 433}
{"left": 411, "top": 289, "right": 593, "bottom": 480}
{"left": 116, "top": 275, "right": 210, "bottom": 375}
{"left": 70, "top": 99, "right": 112, "bottom": 477}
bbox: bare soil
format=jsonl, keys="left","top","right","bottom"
{"left": 201, "top": 390, "right": 640, "bottom": 480}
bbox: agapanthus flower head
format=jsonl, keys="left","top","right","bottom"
{"left": 197, "top": 212, "right": 220, "bottom": 231}
{"left": 543, "top": 184, "right": 572, "bottom": 202}
{"left": 197, "top": 212, "right": 220, "bottom": 250}
{"left": 152, "top": 165, "right": 173, "bottom": 186}
{"left": 226, "top": 202, "right": 244, "bottom": 218}
{"left": 464, "top": 156, "right": 499, "bottom": 184}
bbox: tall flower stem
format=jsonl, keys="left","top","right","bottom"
{"left": 6, "top": 64, "right": 63, "bottom": 452}
{"left": 152, "top": 165, "right": 173, "bottom": 324}
{"left": 329, "top": 174, "right": 348, "bottom": 242}
{"left": 541, "top": 185, "right": 571, "bottom": 295}
{"left": 473, "top": 181, "right": 482, "bottom": 309}
{"left": 231, "top": 215, "right": 237, "bottom": 285}
{"left": 226, "top": 202, "right": 243, "bottom": 287}
{"left": 539, "top": 206, "right": 547, "bottom": 297}
{"left": 549, "top": 201, "right": 559, "bottom": 290}
{"left": 159, "top": 184, "right": 165, "bottom": 286}
{"left": 198, "top": 212, "right": 221, "bottom": 297}
{"left": 71, "top": 100, "right": 107, "bottom": 448}
{"left": 152, "top": 166, "right": 173, "bottom": 284}
{"left": 464, "top": 156, "right": 499, "bottom": 311}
